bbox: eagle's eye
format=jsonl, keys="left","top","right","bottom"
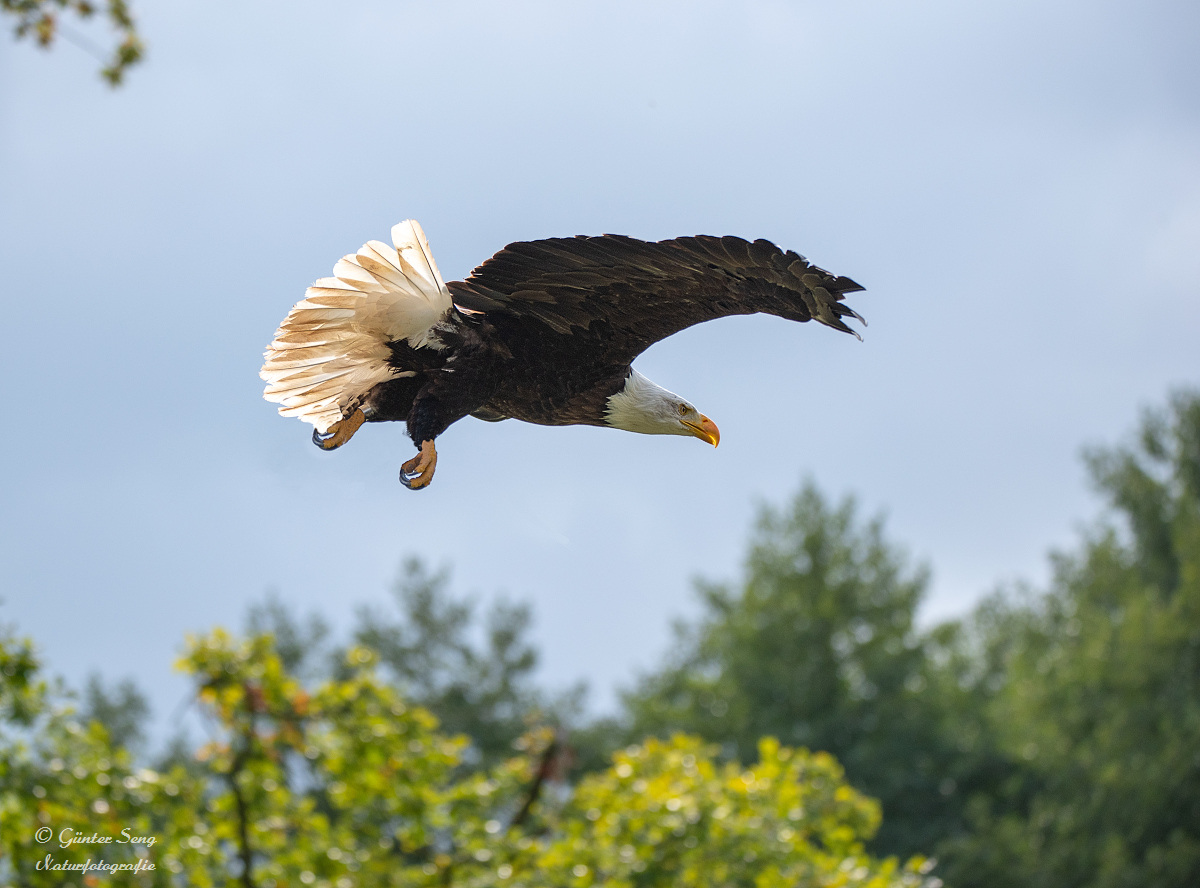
{"left": 677, "top": 404, "right": 688, "bottom": 416}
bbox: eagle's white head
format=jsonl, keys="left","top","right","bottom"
{"left": 604, "top": 369, "right": 721, "bottom": 446}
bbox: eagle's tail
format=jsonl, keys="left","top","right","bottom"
{"left": 260, "top": 220, "right": 452, "bottom": 433}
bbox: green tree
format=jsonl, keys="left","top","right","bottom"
{"left": 622, "top": 482, "right": 985, "bottom": 858}
{"left": 245, "top": 593, "right": 333, "bottom": 679}
{"left": 0, "top": 621, "right": 188, "bottom": 887}
{"left": 240, "top": 564, "right": 577, "bottom": 768}
{"left": 350, "top": 557, "right": 584, "bottom": 766}
{"left": 540, "top": 734, "right": 936, "bottom": 888}
{"left": 1, "top": 621, "right": 935, "bottom": 888}
{"left": 83, "top": 673, "right": 150, "bottom": 752}
{"left": 2, "top": 0, "right": 142, "bottom": 85}
{"left": 933, "top": 390, "right": 1200, "bottom": 888}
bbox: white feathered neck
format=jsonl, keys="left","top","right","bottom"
{"left": 604, "top": 370, "right": 695, "bottom": 436}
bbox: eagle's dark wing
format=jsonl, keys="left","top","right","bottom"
{"left": 447, "top": 234, "right": 865, "bottom": 368}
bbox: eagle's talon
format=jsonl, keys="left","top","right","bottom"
{"left": 398, "top": 440, "right": 437, "bottom": 490}
{"left": 312, "top": 408, "right": 366, "bottom": 451}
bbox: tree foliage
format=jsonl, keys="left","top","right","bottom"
{"left": 621, "top": 482, "right": 980, "bottom": 856}
{"left": 0, "top": 621, "right": 933, "bottom": 888}
{"left": 2, "top": 0, "right": 142, "bottom": 85}
{"left": 349, "top": 558, "right": 578, "bottom": 766}
{"left": 550, "top": 735, "right": 934, "bottom": 888}
{"left": 83, "top": 674, "right": 150, "bottom": 753}
{"left": 623, "top": 390, "right": 1200, "bottom": 886}
{"left": 4, "top": 391, "right": 1197, "bottom": 887}
{"left": 932, "top": 390, "right": 1200, "bottom": 888}
{"left": 243, "top": 561, "right": 583, "bottom": 768}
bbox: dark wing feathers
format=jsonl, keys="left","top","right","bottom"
{"left": 832, "top": 275, "right": 866, "bottom": 294}
{"left": 448, "top": 234, "right": 864, "bottom": 367}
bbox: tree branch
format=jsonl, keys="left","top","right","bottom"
{"left": 510, "top": 734, "right": 560, "bottom": 828}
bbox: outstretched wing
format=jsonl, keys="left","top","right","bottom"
{"left": 447, "top": 234, "right": 865, "bottom": 368}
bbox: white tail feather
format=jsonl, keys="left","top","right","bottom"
{"left": 260, "top": 219, "right": 452, "bottom": 432}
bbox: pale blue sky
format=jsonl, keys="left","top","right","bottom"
{"left": 2, "top": 0, "right": 1197, "bottom": 730}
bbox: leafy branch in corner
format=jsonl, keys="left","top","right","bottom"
{"left": 2, "top": 0, "right": 143, "bottom": 85}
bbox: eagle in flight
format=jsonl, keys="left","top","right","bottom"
{"left": 261, "top": 221, "right": 865, "bottom": 489}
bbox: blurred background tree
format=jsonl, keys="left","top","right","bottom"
{"left": 2, "top": 390, "right": 1197, "bottom": 887}
{"left": 620, "top": 390, "right": 1200, "bottom": 885}
{"left": 244, "top": 560, "right": 586, "bottom": 768}
{"left": 0, "top": 622, "right": 933, "bottom": 888}
{"left": 2, "top": 0, "right": 142, "bottom": 84}
{"left": 618, "top": 481, "right": 1004, "bottom": 858}
{"left": 83, "top": 674, "right": 150, "bottom": 753}
{"left": 348, "top": 558, "right": 585, "bottom": 767}
{"left": 929, "top": 390, "right": 1200, "bottom": 887}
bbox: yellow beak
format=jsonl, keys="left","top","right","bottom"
{"left": 683, "top": 414, "right": 721, "bottom": 447}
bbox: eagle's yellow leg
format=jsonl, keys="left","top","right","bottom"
{"left": 312, "top": 408, "right": 367, "bottom": 451}
{"left": 399, "top": 440, "right": 438, "bottom": 490}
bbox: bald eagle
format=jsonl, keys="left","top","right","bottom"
{"left": 261, "top": 221, "right": 865, "bottom": 489}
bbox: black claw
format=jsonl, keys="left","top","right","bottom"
{"left": 398, "top": 468, "right": 427, "bottom": 490}
{"left": 312, "top": 427, "right": 342, "bottom": 451}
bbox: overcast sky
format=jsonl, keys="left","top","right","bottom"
{"left": 1, "top": 0, "right": 1197, "bottom": 733}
